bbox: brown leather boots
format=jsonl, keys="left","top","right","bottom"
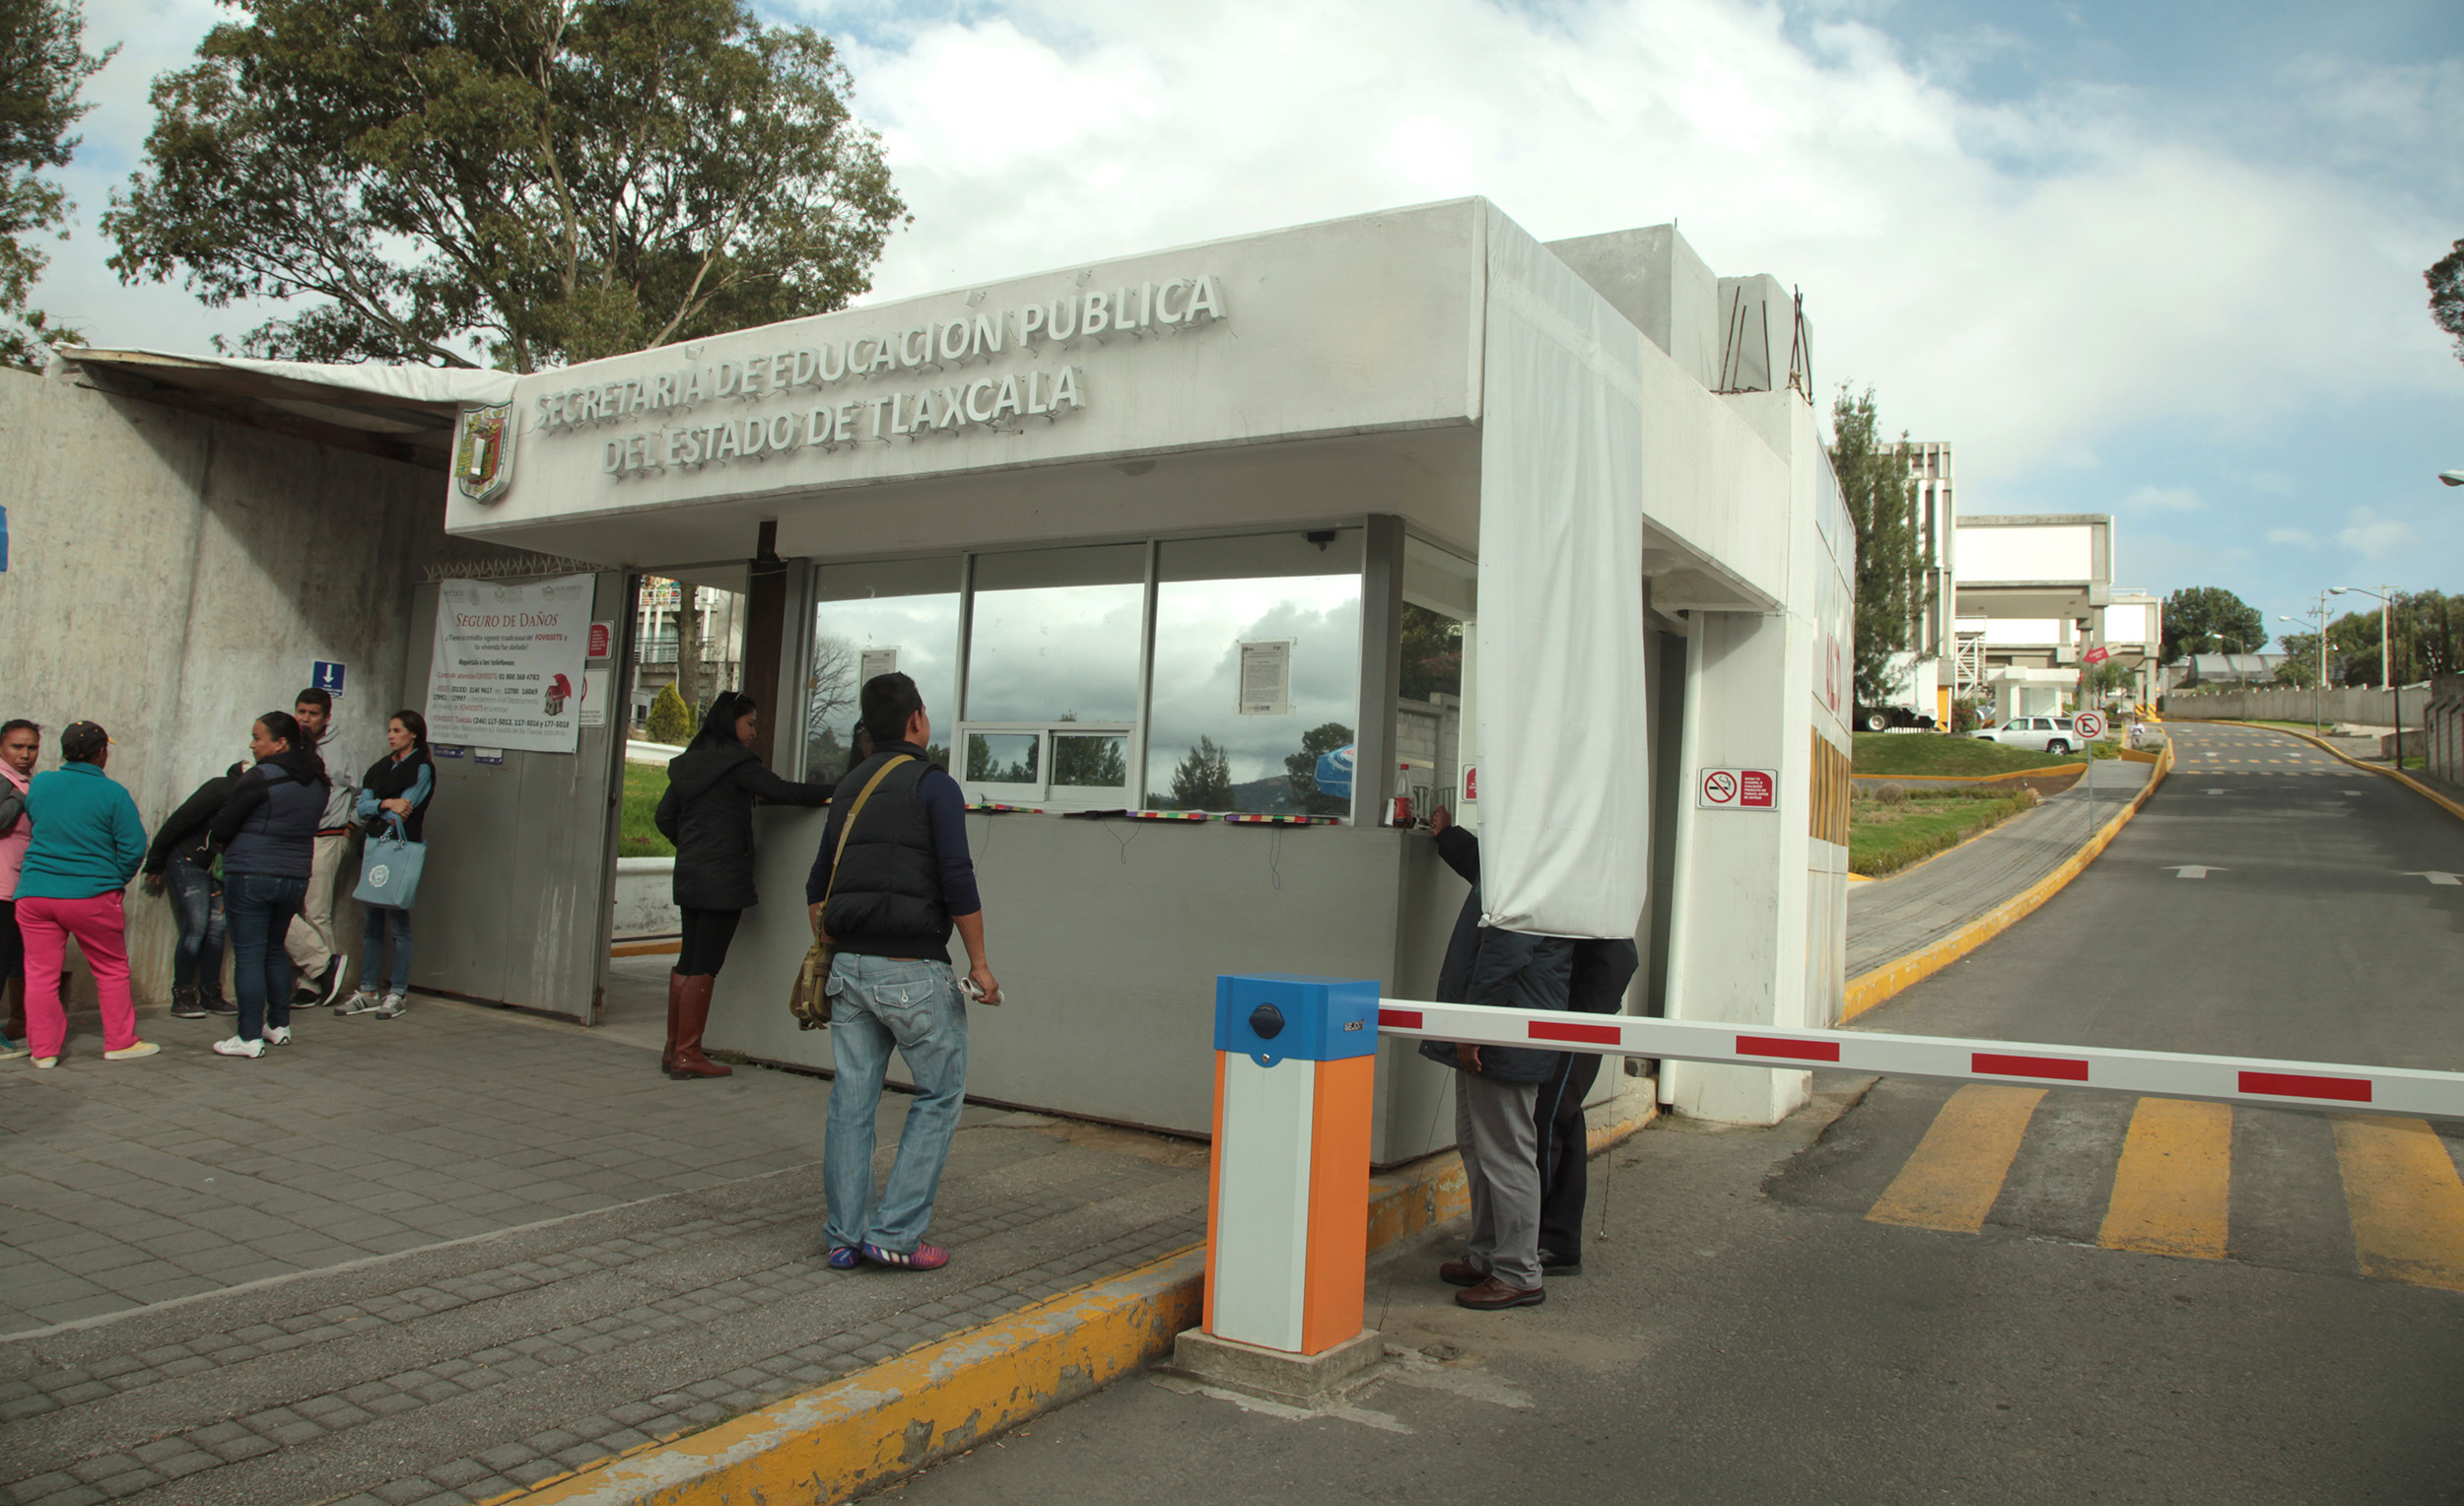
{"left": 662, "top": 972, "right": 732, "bottom": 1080}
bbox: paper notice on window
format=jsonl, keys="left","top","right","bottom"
{"left": 426, "top": 573, "right": 593, "bottom": 753}
{"left": 579, "top": 666, "right": 609, "bottom": 728}
{"left": 1239, "top": 640, "right": 1293, "bottom": 716}
{"left": 859, "top": 648, "right": 899, "bottom": 685}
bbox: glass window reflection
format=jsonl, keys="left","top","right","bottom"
{"left": 1146, "top": 531, "right": 1363, "bottom": 814}
{"left": 964, "top": 545, "right": 1147, "bottom": 724}
{"left": 809, "top": 557, "right": 961, "bottom": 781}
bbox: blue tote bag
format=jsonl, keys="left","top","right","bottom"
{"left": 353, "top": 815, "right": 426, "bottom": 909}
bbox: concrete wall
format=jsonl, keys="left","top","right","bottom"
{"left": 0, "top": 370, "right": 523, "bottom": 1006}
{"left": 704, "top": 807, "right": 1470, "bottom": 1165}
{"left": 2162, "top": 687, "right": 2409, "bottom": 724}
{"left": 2427, "top": 678, "right": 2464, "bottom": 786}
{"left": 613, "top": 857, "right": 680, "bottom": 937}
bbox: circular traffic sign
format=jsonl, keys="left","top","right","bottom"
{"left": 1704, "top": 770, "right": 1738, "bottom": 803}
{"left": 2075, "top": 711, "right": 2105, "bottom": 741}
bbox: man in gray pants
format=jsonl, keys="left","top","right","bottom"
{"left": 1420, "top": 806, "right": 1575, "bottom": 1310}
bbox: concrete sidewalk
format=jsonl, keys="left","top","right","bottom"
{"left": 1845, "top": 756, "right": 2152, "bottom": 978}
{"left": 0, "top": 975, "right": 1206, "bottom": 1506}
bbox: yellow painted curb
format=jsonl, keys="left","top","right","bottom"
{"left": 2208, "top": 721, "right": 2464, "bottom": 826}
{"left": 1842, "top": 741, "right": 2173, "bottom": 1021}
{"left": 506, "top": 1093, "right": 1659, "bottom": 1506}
{"left": 610, "top": 939, "right": 682, "bottom": 958}
{"left": 513, "top": 1248, "right": 1204, "bottom": 1506}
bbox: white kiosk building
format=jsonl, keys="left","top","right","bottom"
{"left": 28, "top": 198, "right": 1854, "bottom": 1147}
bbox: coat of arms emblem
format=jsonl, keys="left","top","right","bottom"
{"left": 452, "top": 403, "right": 515, "bottom": 504}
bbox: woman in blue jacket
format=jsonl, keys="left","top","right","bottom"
{"left": 15, "top": 720, "right": 157, "bottom": 1067}
{"left": 206, "top": 712, "right": 328, "bottom": 1059}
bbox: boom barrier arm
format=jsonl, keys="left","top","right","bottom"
{"left": 1376, "top": 998, "right": 2464, "bottom": 1122}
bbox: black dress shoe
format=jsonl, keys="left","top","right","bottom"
{"left": 1540, "top": 1248, "right": 1582, "bottom": 1277}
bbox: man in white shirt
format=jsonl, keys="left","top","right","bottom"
{"left": 286, "top": 687, "right": 360, "bottom": 1007}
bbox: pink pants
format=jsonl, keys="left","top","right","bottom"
{"left": 17, "top": 892, "right": 138, "bottom": 1060}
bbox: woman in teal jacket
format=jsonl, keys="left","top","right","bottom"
{"left": 15, "top": 720, "right": 157, "bottom": 1067}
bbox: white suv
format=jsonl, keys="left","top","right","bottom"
{"left": 1973, "top": 716, "right": 2084, "bottom": 755}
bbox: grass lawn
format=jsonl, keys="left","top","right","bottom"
{"left": 621, "top": 761, "right": 673, "bottom": 857}
{"left": 1850, "top": 732, "right": 2088, "bottom": 778}
{"left": 1849, "top": 788, "right": 2036, "bottom": 877}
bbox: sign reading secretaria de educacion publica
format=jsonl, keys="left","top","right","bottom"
{"left": 426, "top": 574, "right": 594, "bottom": 755}
{"left": 533, "top": 274, "right": 1230, "bottom": 481}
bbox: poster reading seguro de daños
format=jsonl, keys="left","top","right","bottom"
{"left": 426, "top": 574, "right": 594, "bottom": 754}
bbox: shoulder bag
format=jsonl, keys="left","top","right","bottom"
{"left": 788, "top": 755, "right": 915, "bottom": 1031}
{"left": 352, "top": 813, "right": 425, "bottom": 910}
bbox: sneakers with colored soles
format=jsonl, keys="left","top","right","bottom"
{"left": 860, "top": 1242, "right": 949, "bottom": 1270}
{"left": 103, "top": 1041, "right": 161, "bottom": 1061}
{"left": 825, "top": 1247, "right": 861, "bottom": 1270}
{"left": 211, "top": 1036, "right": 265, "bottom": 1059}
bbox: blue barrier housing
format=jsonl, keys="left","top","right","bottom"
{"left": 1214, "top": 974, "right": 1381, "bottom": 1063}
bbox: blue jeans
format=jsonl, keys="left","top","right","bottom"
{"left": 359, "top": 906, "right": 412, "bottom": 993}
{"left": 165, "top": 856, "right": 227, "bottom": 996}
{"left": 227, "top": 872, "right": 306, "bottom": 1042}
{"left": 823, "top": 954, "right": 971, "bottom": 1255}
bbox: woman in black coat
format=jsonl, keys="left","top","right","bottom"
{"left": 652, "top": 691, "right": 832, "bottom": 1080}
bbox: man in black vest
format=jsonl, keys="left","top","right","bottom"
{"left": 808, "top": 673, "right": 998, "bottom": 1273}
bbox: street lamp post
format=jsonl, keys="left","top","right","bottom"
{"left": 2279, "top": 594, "right": 2328, "bottom": 733}
{"left": 2333, "top": 584, "right": 2403, "bottom": 766}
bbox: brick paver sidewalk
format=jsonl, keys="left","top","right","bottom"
{"left": 0, "top": 991, "right": 1205, "bottom": 1506}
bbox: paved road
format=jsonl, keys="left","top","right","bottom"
{"left": 1864, "top": 721, "right": 2464, "bottom": 1068}
{"left": 867, "top": 727, "right": 2464, "bottom": 1504}
{"left": 870, "top": 1082, "right": 2464, "bottom": 1506}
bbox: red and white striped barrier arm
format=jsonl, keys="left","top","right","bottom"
{"left": 1376, "top": 998, "right": 2464, "bottom": 1122}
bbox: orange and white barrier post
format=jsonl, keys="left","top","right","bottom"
{"left": 1173, "top": 973, "right": 1386, "bottom": 1405}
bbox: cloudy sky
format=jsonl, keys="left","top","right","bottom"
{"left": 32, "top": 0, "right": 2464, "bottom": 648}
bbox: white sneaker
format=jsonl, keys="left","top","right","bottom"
{"left": 337, "top": 990, "right": 383, "bottom": 1016}
{"left": 373, "top": 993, "right": 408, "bottom": 1019}
{"left": 32, "top": 1056, "right": 58, "bottom": 1068}
{"left": 266, "top": 1025, "right": 293, "bottom": 1047}
{"left": 211, "top": 1036, "right": 265, "bottom": 1059}
{"left": 103, "top": 1041, "right": 162, "bottom": 1061}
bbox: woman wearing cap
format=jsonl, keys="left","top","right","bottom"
{"left": 206, "top": 712, "right": 329, "bottom": 1058}
{"left": 14, "top": 720, "right": 158, "bottom": 1067}
{"left": 0, "top": 719, "right": 43, "bottom": 1059}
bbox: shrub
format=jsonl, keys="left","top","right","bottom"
{"left": 1876, "top": 783, "right": 1906, "bottom": 805}
{"left": 645, "top": 682, "right": 692, "bottom": 744}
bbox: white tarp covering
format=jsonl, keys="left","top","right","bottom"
{"left": 1473, "top": 213, "right": 1652, "bottom": 939}
{"left": 57, "top": 348, "right": 518, "bottom": 408}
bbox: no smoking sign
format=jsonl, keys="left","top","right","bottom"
{"left": 1698, "top": 767, "right": 1777, "bottom": 810}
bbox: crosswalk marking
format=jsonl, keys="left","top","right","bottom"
{"left": 1866, "top": 1084, "right": 2045, "bottom": 1233}
{"left": 2099, "top": 1098, "right": 2231, "bottom": 1260}
{"left": 2333, "top": 1117, "right": 2464, "bottom": 1292}
{"left": 1858, "top": 1092, "right": 2464, "bottom": 1291}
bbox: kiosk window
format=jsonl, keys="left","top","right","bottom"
{"left": 809, "top": 557, "right": 961, "bottom": 780}
{"left": 964, "top": 730, "right": 1040, "bottom": 785}
{"left": 1146, "top": 531, "right": 1363, "bottom": 813}
{"left": 965, "top": 544, "right": 1146, "bottom": 724}
{"left": 1399, "top": 537, "right": 1475, "bottom": 819}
